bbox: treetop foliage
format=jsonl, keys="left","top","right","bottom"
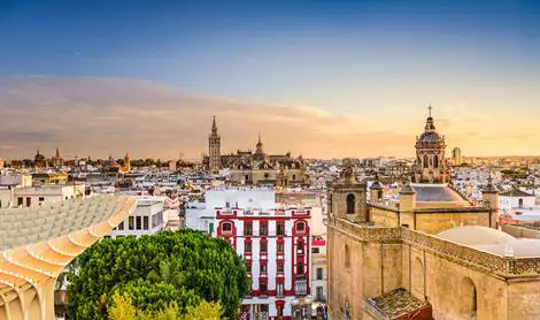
{"left": 67, "top": 230, "right": 249, "bottom": 319}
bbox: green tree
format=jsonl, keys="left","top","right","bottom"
{"left": 67, "top": 230, "right": 249, "bottom": 320}
{"left": 184, "top": 300, "right": 221, "bottom": 320}
{"left": 108, "top": 294, "right": 220, "bottom": 320}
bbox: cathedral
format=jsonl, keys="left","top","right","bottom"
{"left": 206, "top": 116, "right": 306, "bottom": 186}
{"left": 326, "top": 109, "right": 540, "bottom": 320}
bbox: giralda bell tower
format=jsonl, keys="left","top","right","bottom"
{"left": 208, "top": 115, "right": 221, "bottom": 172}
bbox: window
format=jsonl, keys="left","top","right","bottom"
{"left": 222, "top": 222, "right": 232, "bottom": 233}
{"left": 17, "top": 197, "right": 23, "bottom": 206}
{"left": 260, "top": 264, "right": 267, "bottom": 273}
{"left": 296, "top": 222, "right": 305, "bottom": 232}
{"left": 292, "top": 174, "right": 296, "bottom": 181}
{"left": 277, "top": 283, "right": 284, "bottom": 297}
{"left": 519, "top": 198, "right": 524, "bottom": 208}
{"left": 136, "top": 216, "right": 142, "bottom": 230}
{"left": 346, "top": 194, "right": 355, "bottom": 214}
{"left": 38, "top": 197, "right": 45, "bottom": 202}
{"left": 128, "top": 216, "right": 134, "bottom": 230}
{"left": 316, "top": 268, "right": 323, "bottom": 280}
{"left": 209, "top": 222, "right": 214, "bottom": 234}
{"left": 225, "top": 201, "right": 230, "bottom": 208}
{"left": 260, "top": 241, "right": 267, "bottom": 253}
{"left": 260, "top": 283, "right": 268, "bottom": 296}
{"left": 434, "top": 155, "right": 439, "bottom": 168}
{"left": 297, "top": 241, "right": 304, "bottom": 254}
{"left": 118, "top": 221, "right": 124, "bottom": 231}
{"left": 143, "top": 216, "right": 149, "bottom": 230}
{"left": 245, "top": 262, "right": 252, "bottom": 273}
{"left": 316, "top": 286, "right": 324, "bottom": 301}
{"left": 277, "top": 262, "right": 284, "bottom": 273}
{"left": 295, "top": 279, "right": 308, "bottom": 296}
{"left": 264, "top": 172, "right": 269, "bottom": 179}
{"left": 245, "top": 223, "right": 252, "bottom": 236}
{"left": 245, "top": 242, "right": 252, "bottom": 253}
{"left": 423, "top": 155, "right": 429, "bottom": 168}
{"left": 26, "top": 197, "right": 31, "bottom": 207}
{"left": 277, "top": 222, "right": 284, "bottom": 236}
{"left": 297, "top": 264, "right": 304, "bottom": 275}
{"left": 312, "top": 247, "right": 320, "bottom": 254}
{"left": 277, "top": 242, "right": 284, "bottom": 253}
{"left": 260, "top": 222, "right": 268, "bottom": 236}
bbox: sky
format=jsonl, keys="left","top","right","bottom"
{"left": 0, "top": 0, "right": 539, "bottom": 159}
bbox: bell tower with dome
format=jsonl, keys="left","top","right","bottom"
{"left": 413, "top": 106, "right": 449, "bottom": 183}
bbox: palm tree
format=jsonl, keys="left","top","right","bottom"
{"left": 147, "top": 259, "right": 184, "bottom": 287}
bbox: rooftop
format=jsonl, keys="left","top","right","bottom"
{"left": 436, "top": 226, "right": 540, "bottom": 258}
{"left": 368, "top": 288, "right": 430, "bottom": 318}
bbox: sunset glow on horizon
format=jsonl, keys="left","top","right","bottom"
{"left": 0, "top": 1, "right": 539, "bottom": 159}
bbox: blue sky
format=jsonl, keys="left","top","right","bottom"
{"left": 0, "top": 0, "right": 539, "bottom": 157}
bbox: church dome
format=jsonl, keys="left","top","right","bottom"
{"left": 418, "top": 130, "right": 442, "bottom": 143}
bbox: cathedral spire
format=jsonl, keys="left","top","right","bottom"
{"left": 211, "top": 115, "right": 218, "bottom": 135}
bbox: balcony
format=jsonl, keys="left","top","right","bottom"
{"left": 294, "top": 279, "right": 308, "bottom": 297}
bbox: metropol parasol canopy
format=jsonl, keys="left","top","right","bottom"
{"left": 0, "top": 195, "right": 136, "bottom": 320}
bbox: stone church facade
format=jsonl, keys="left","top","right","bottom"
{"left": 205, "top": 116, "right": 306, "bottom": 186}
{"left": 326, "top": 110, "right": 540, "bottom": 320}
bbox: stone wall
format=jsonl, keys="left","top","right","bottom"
{"left": 327, "top": 217, "right": 540, "bottom": 320}
{"left": 415, "top": 212, "right": 490, "bottom": 234}
{"left": 502, "top": 224, "right": 540, "bottom": 238}
{"left": 370, "top": 206, "right": 399, "bottom": 228}
{"left": 507, "top": 279, "right": 540, "bottom": 320}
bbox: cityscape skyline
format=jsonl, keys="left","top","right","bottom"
{"left": 1, "top": 1, "right": 539, "bottom": 159}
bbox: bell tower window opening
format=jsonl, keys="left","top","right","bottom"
{"left": 423, "top": 155, "right": 429, "bottom": 168}
{"left": 434, "top": 155, "right": 439, "bottom": 168}
{"left": 346, "top": 194, "right": 355, "bottom": 214}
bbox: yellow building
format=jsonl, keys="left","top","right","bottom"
{"left": 0, "top": 196, "right": 136, "bottom": 320}
{"left": 326, "top": 110, "right": 540, "bottom": 320}
{"left": 32, "top": 172, "right": 69, "bottom": 184}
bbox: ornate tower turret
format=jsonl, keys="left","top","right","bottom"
{"left": 413, "top": 106, "right": 449, "bottom": 183}
{"left": 327, "top": 165, "right": 368, "bottom": 222}
{"left": 208, "top": 115, "right": 221, "bottom": 172}
{"left": 482, "top": 172, "right": 500, "bottom": 229}
{"left": 253, "top": 133, "right": 265, "bottom": 161}
{"left": 124, "top": 152, "right": 131, "bottom": 172}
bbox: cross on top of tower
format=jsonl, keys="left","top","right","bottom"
{"left": 428, "top": 105, "right": 433, "bottom": 117}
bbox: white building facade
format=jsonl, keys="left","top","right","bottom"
{"left": 185, "top": 188, "right": 276, "bottom": 236}
{"left": 111, "top": 197, "right": 165, "bottom": 237}
{"left": 13, "top": 183, "right": 85, "bottom": 207}
{"left": 216, "top": 204, "right": 312, "bottom": 320}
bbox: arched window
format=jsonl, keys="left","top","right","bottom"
{"left": 296, "top": 222, "right": 305, "bottom": 233}
{"left": 346, "top": 194, "right": 355, "bottom": 214}
{"left": 423, "top": 155, "right": 429, "bottom": 168}
{"left": 412, "top": 257, "right": 424, "bottom": 299}
{"left": 462, "top": 277, "right": 477, "bottom": 318}
{"left": 222, "top": 222, "right": 232, "bottom": 233}
{"left": 345, "top": 244, "right": 351, "bottom": 268}
{"left": 434, "top": 155, "right": 439, "bottom": 168}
